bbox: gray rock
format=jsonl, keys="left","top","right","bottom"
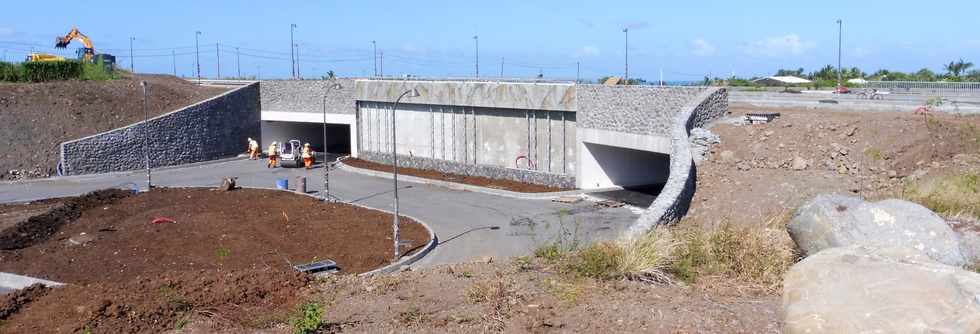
{"left": 790, "top": 156, "right": 808, "bottom": 170}
{"left": 789, "top": 194, "right": 967, "bottom": 266}
{"left": 949, "top": 220, "right": 980, "bottom": 266}
{"left": 719, "top": 150, "right": 736, "bottom": 164}
{"left": 783, "top": 245, "right": 980, "bottom": 334}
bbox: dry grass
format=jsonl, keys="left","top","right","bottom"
{"left": 465, "top": 275, "right": 523, "bottom": 331}
{"left": 904, "top": 172, "right": 980, "bottom": 219}
{"left": 534, "top": 212, "right": 798, "bottom": 291}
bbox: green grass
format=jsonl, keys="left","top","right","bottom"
{"left": 905, "top": 172, "right": 980, "bottom": 219}
{"left": 215, "top": 247, "right": 231, "bottom": 259}
{"left": 289, "top": 302, "right": 324, "bottom": 334}
{"left": 864, "top": 147, "right": 884, "bottom": 161}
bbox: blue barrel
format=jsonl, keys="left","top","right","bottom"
{"left": 275, "top": 178, "right": 289, "bottom": 190}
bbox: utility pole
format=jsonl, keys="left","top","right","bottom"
{"left": 473, "top": 35, "right": 479, "bottom": 78}
{"left": 295, "top": 43, "right": 300, "bottom": 79}
{"left": 141, "top": 81, "right": 151, "bottom": 191}
{"left": 500, "top": 57, "right": 504, "bottom": 78}
{"left": 380, "top": 51, "right": 384, "bottom": 77}
{"left": 576, "top": 61, "right": 580, "bottom": 83}
{"left": 129, "top": 37, "right": 135, "bottom": 73}
{"left": 216, "top": 43, "right": 220, "bottom": 79}
{"left": 236, "top": 47, "right": 241, "bottom": 78}
{"left": 660, "top": 68, "right": 664, "bottom": 86}
{"left": 195, "top": 31, "right": 201, "bottom": 84}
{"left": 290, "top": 24, "right": 297, "bottom": 79}
{"left": 172, "top": 50, "right": 176, "bottom": 77}
{"left": 623, "top": 27, "right": 629, "bottom": 85}
{"left": 372, "top": 40, "right": 377, "bottom": 77}
{"left": 836, "top": 19, "right": 843, "bottom": 90}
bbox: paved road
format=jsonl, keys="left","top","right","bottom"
{"left": 0, "top": 158, "right": 640, "bottom": 266}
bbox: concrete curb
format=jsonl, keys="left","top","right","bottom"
{"left": 336, "top": 160, "right": 620, "bottom": 200}
{"left": 0, "top": 272, "right": 64, "bottom": 292}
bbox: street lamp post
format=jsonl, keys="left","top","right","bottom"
{"left": 141, "top": 81, "right": 151, "bottom": 190}
{"left": 390, "top": 88, "right": 421, "bottom": 260}
{"left": 623, "top": 27, "right": 629, "bottom": 85}
{"left": 129, "top": 37, "right": 135, "bottom": 73}
{"left": 195, "top": 31, "right": 201, "bottom": 84}
{"left": 836, "top": 19, "right": 843, "bottom": 91}
{"left": 372, "top": 40, "right": 377, "bottom": 77}
{"left": 473, "top": 35, "right": 479, "bottom": 78}
{"left": 290, "top": 24, "right": 297, "bottom": 79}
{"left": 295, "top": 43, "right": 300, "bottom": 79}
{"left": 322, "top": 81, "right": 342, "bottom": 201}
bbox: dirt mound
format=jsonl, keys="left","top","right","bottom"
{"left": 0, "top": 189, "right": 131, "bottom": 250}
{"left": 0, "top": 75, "right": 227, "bottom": 180}
{"left": 0, "top": 284, "right": 49, "bottom": 321}
{"left": 2, "top": 269, "right": 309, "bottom": 334}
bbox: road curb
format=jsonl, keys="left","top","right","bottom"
{"left": 336, "top": 160, "right": 620, "bottom": 200}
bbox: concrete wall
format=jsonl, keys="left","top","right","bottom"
{"left": 357, "top": 100, "right": 576, "bottom": 188}
{"left": 355, "top": 79, "right": 576, "bottom": 111}
{"left": 60, "top": 83, "right": 261, "bottom": 175}
{"left": 628, "top": 88, "right": 729, "bottom": 237}
{"left": 260, "top": 79, "right": 357, "bottom": 114}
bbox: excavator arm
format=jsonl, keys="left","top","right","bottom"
{"left": 55, "top": 26, "right": 95, "bottom": 51}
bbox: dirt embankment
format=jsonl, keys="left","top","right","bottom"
{"left": 0, "top": 188, "right": 430, "bottom": 333}
{"left": 0, "top": 75, "right": 228, "bottom": 180}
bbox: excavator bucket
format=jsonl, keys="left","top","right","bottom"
{"left": 55, "top": 37, "right": 69, "bottom": 48}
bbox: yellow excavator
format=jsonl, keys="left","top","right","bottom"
{"left": 24, "top": 53, "right": 66, "bottom": 62}
{"left": 55, "top": 26, "right": 96, "bottom": 61}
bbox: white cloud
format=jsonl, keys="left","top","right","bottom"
{"left": 573, "top": 45, "right": 600, "bottom": 58}
{"left": 691, "top": 39, "right": 716, "bottom": 56}
{"left": 744, "top": 34, "right": 816, "bottom": 57}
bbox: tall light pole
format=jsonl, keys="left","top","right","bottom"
{"left": 129, "top": 37, "right": 135, "bottom": 73}
{"left": 576, "top": 61, "right": 580, "bottom": 83}
{"left": 379, "top": 51, "right": 384, "bottom": 77}
{"left": 236, "top": 47, "right": 241, "bottom": 78}
{"left": 171, "top": 49, "right": 176, "bottom": 77}
{"left": 623, "top": 27, "right": 629, "bottom": 85}
{"left": 322, "top": 81, "right": 342, "bottom": 201}
{"left": 290, "top": 24, "right": 297, "bottom": 79}
{"left": 391, "top": 88, "right": 421, "bottom": 260}
{"left": 372, "top": 40, "right": 377, "bottom": 77}
{"left": 141, "top": 81, "right": 151, "bottom": 191}
{"left": 216, "top": 42, "right": 220, "bottom": 79}
{"left": 473, "top": 35, "right": 479, "bottom": 78}
{"left": 295, "top": 43, "right": 300, "bottom": 79}
{"left": 195, "top": 31, "right": 201, "bottom": 84}
{"left": 836, "top": 19, "right": 843, "bottom": 90}
{"left": 500, "top": 57, "right": 504, "bottom": 78}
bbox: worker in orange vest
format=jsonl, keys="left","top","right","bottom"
{"left": 267, "top": 142, "right": 278, "bottom": 168}
{"left": 247, "top": 138, "right": 260, "bottom": 160}
{"left": 302, "top": 143, "right": 314, "bottom": 169}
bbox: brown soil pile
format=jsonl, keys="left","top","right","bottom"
{"left": 0, "top": 189, "right": 131, "bottom": 250}
{"left": 0, "top": 187, "right": 430, "bottom": 333}
{"left": 0, "top": 75, "right": 227, "bottom": 180}
{"left": 345, "top": 158, "right": 569, "bottom": 193}
{"left": 0, "top": 284, "right": 49, "bottom": 321}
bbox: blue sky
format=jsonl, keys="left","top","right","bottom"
{"left": 1, "top": 0, "right": 977, "bottom": 80}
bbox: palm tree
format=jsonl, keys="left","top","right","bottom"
{"left": 945, "top": 58, "right": 974, "bottom": 77}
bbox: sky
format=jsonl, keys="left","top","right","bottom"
{"left": 1, "top": 0, "right": 978, "bottom": 81}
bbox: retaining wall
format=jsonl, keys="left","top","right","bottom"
{"left": 260, "top": 79, "right": 357, "bottom": 114}
{"left": 576, "top": 85, "right": 708, "bottom": 137}
{"left": 627, "top": 87, "right": 728, "bottom": 237}
{"left": 358, "top": 151, "right": 575, "bottom": 189}
{"left": 60, "top": 83, "right": 261, "bottom": 175}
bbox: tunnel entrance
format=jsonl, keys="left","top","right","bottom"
{"left": 261, "top": 121, "right": 351, "bottom": 154}
{"left": 578, "top": 142, "right": 670, "bottom": 191}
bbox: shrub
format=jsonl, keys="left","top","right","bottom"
{"left": 289, "top": 302, "right": 324, "bottom": 334}
{"left": 616, "top": 226, "right": 678, "bottom": 284}
{"left": 80, "top": 59, "right": 118, "bottom": 81}
{"left": 22, "top": 60, "right": 82, "bottom": 82}
{"left": 0, "top": 62, "right": 23, "bottom": 82}
{"left": 564, "top": 242, "right": 622, "bottom": 280}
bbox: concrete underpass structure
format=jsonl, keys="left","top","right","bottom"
{"left": 259, "top": 79, "right": 728, "bottom": 191}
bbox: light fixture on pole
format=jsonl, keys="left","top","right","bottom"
{"left": 141, "top": 81, "right": 151, "bottom": 191}
{"left": 623, "top": 27, "right": 629, "bottom": 85}
{"left": 195, "top": 31, "right": 201, "bottom": 84}
{"left": 322, "top": 81, "right": 342, "bottom": 201}
{"left": 290, "top": 24, "right": 297, "bottom": 79}
{"left": 390, "top": 88, "right": 421, "bottom": 260}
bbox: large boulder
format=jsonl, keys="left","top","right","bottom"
{"left": 783, "top": 245, "right": 980, "bottom": 333}
{"left": 788, "top": 194, "right": 966, "bottom": 266}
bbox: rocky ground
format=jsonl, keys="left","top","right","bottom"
{"left": 0, "top": 75, "right": 227, "bottom": 180}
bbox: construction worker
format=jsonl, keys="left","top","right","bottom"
{"left": 302, "top": 143, "right": 314, "bottom": 169}
{"left": 267, "top": 141, "right": 278, "bottom": 168}
{"left": 247, "top": 138, "right": 260, "bottom": 160}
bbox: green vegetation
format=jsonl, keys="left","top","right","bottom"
{"left": 289, "top": 302, "right": 324, "bottom": 334}
{"left": 534, "top": 214, "right": 798, "bottom": 291}
{"left": 0, "top": 60, "right": 118, "bottom": 83}
{"left": 864, "top": 147, "right": 884, "bottom": 161}
{"left": 904, "top": 172, "right": 980, "bottom": 219}
{"left": 174, "top": 318, "right": 190, "bottom": 330}
{"left": 215, "top": 247, "right": 231, "bottom": 259}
